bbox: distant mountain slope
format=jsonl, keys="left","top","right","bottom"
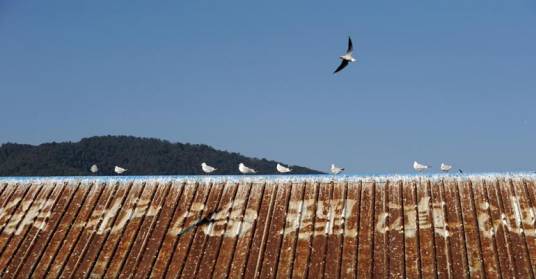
{"left": 0, "top": 136, "right": 322, "bottom": 176}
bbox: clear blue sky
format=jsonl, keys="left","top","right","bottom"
{"left": 1, "top": 1, "right": 535, "bottom": 173}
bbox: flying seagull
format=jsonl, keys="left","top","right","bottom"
{"left": 413, "top": 161, "right": 430, "bottom": 172}
{"left": 276, "top": 163, "right": 292, "bottom": 173}
{"left": 239, "top": 163, "right": 256, "bottom": 174}
{"left": 114, "top": 166, "right": 127, "bottom": 174}
{"left": 458, "top": 169, "right": 464, "bottom": 174}
{"left": 177, "top": 211, "right": 216, "bottom": 236}
{"left": 334, "top": 36, "right": 356, "bottom": 74}
{"left": 90, "top": 164, "right": 99, "bottom": 173}
{"left": 440, "top": 163, "right": 452, "bottom": 172}
{"left": 201, "top": 162, "right": 216, "bottom": 174}
{"left": 331, "top": 164, "right": 345, "bottom": 175}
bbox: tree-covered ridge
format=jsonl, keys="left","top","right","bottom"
{"left": 0, "top": 136, "right": 322, "bottom": 176}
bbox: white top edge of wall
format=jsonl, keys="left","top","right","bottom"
{"left": 1, "top": 172, "right": 535, "bottom": 184}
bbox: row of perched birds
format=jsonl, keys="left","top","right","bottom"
{"left": 89, "top": 163, "right": 292, "bottom": 175}
{"left": 89, "top": 161, "right": 461, "bottom": 175}
{"left": 413, "top": 161, "right": 463, "bottom": 173}
{"left": 90, "top": 165, "right": 127, "bottom": 174}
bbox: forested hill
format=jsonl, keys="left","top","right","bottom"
{"left": 0, "top": 136, "right": 322, "bottom": 176}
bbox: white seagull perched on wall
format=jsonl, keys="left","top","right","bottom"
{"left": 334, "top": 36, "right": 357, "bottom": 74}
{"left": 90, "top": 164, "right": 98, "bottom": 173}
{"left": 276, "top": 163, "right": 292, "bottom": 173}
{"left": 114, "top": 166, "right": 127, "bottom": 174}
{"left": 239, "top": 163, "right": 256, "bottom": 174}
{"left": 201, "top": 162, "right": 216, "bottom": 174}
{"left": 440, "top": 163, "right": 452, "bottom": 172}
{"left": 331, "top": 164, "right": 345, "bottom": 175}
{"left": 413, "top": 161, "right": 430, "bottom": 172}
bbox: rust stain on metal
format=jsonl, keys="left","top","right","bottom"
{"left": 1, "top": 176, "right": 536, "bottom": 278}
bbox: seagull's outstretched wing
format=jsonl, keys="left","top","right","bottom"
{"left": 334, "top": 60, "right": 349, "bottom": 74}
{"left": 347, "top": 37, "right": 353, "bottom": 54}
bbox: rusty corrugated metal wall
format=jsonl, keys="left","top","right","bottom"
{"left": 0, "top": 175, "right": 535, "bottom": 278}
